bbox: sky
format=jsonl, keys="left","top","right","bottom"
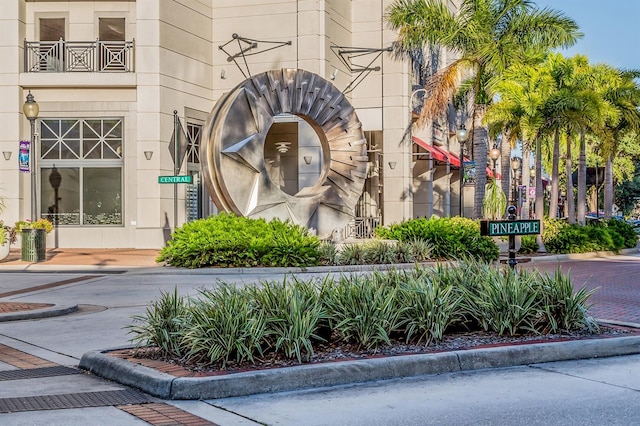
{"left": 533, "top": 0, "right": 640, "bottom": 71}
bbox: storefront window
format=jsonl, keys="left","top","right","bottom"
{"left": 39, "top": 118, "right": 123, "bottom": 226}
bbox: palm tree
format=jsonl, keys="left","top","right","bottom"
{"left": 387, "top": 0, "right": 581, "bottom": 218}
{"left": 600, "top": 69, "right": 640, "bottom": 217}
{"left": 538, "top": 54, "right": 605, "bottom": 223}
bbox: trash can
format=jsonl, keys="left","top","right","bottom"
{"left": 21, "top": 228, "right": 47, "bottom": 262}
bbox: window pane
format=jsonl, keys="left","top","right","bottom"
{"left": 83, "top": 139, "right": 101, "bottom": 159}
{"left": 41, "top": 140, "right": 59, "bottom": 160}
{"left": 41, "top": 167, "right": 80, "bottom": 225}
{"left": 40, "top": 18, "right": 65, "bottom": 41}
{"left": 99, "top": 18, "right": 125, "bottom": 42}
{"left": 61, "top": 140, "right": 81, "bottom": 159}
{"left": 104, "top": 141, "right": 122, "bottom": 159}
{"left": 103, "top": 119, "right": 122, "bottom": 138}
{"left": 40, "top": 121, "right": 58, "bottom": 139}
{"left": 83, "top": 168, "right": 122, "bottom": 225}
{"left": 61, "top": 120, "right": 80, "bottom": 139}
{"left": 84, "top": 121, "right": 102, "bottom": 138}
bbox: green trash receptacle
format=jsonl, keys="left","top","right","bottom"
{"left": 21, "top": 228, "right": 47, "bottom": 262}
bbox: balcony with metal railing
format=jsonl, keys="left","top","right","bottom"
{"left": 24, "top": 39, "right": 135, "bottom": 73}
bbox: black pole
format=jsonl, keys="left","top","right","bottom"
{"left": 507, "top": 205, "right": 517, "bottom": 269}
{"left": 173, "top": 110, "right": 179, "bottom": 230}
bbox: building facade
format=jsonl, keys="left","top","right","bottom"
{"left": 1, "top": 0, "right": 464, "bottom": 249}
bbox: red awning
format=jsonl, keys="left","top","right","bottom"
{"left": 412, "top": 137, "right": 451, "bottom": 163}
{"left": 413, "top": 136, "right": 502, "bottom": 179}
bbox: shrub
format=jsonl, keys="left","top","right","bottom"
{"left": 542, "top": 217, "right": 635, "bottom": 254}
{"left": 375, "top": 217, "right": 499, "bottom": 262}
{"left": 396, "top": 273, "right": 462, "bottom": 344}
{"left": 128, "top": 288, "right": 189, "bottom": 357}
{"left": 183, "top": 285, "right": 267, "bottom": 368}
{"left": 604, "top": 219, "right": 638, "bottom": 249}
{"left": 322, "top": 273, "right": 403, "bottom": 349}
{"left": 157, "top": 213, "right": 321, "bottom": 268}
{"left": 130, "top": 262, "right": 600, "bottom": 368}
{"left": 518, "top": 235, "right": 538, "bottom": 254}
{"left": 250, "top": 278, "right": 328, "bottom": 362}
{"left": 536, "top": 269, "right": 599, "bottom": 333}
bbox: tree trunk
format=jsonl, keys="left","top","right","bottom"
{"left": 566, "top": 132, "right": 575, "bottom": 224}
{"left": 534, "top": 137, "right": 546, "bottom": 252}
{"left": 473, "top": 105, "right": 488, "bottom": 219}
{"left": 549, "top": 129, "right": 560, "bottom": 218}
{"left": 501, "top": 131, "right": 511, "bottom": 201}
{"left": 521, "top": 145, "right": 531, "bottom": 219}
{"left": 577, "top": 129, "right": 587, "bottom": 225}
{"left": 604, "top": 155, "right": 614, "bottom": 218}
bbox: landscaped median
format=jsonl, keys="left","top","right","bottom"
{"left": 79, "top": 334, "right": 640, "bottom": 400}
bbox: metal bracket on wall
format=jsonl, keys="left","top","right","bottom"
{"left": 330, "top": 45, "right": 392, "bottom": 94}
{"left": 219, "top": 33, "right": 292, "bottom": 79}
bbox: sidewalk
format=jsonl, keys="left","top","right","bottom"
{"left": 0, "top": 248, "right": 160, "bottom": 268}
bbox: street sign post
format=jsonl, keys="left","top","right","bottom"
{"left": 158, "top": 175, "right": 192, "bottom": 184}
{"left": 480, "top": 209, "right": 540, "bottom": 269}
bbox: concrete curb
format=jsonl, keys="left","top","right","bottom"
{"left": 79, "top": 335, "right": 640, "bottom": 400}
{"left": 0, "top": 304, "right": 78, "bottom": 322}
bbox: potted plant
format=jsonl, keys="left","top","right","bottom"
{"left": 15, "top": 218, "right": 54, "bottom": 262}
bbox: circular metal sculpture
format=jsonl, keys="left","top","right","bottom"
{"left": 201, "top": 69, "right": 368, "bottom": 238}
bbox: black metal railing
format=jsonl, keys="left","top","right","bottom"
{"left": 24, "top": 39, "right": 135, "bottom": 73}
{"left": 342, "top": 216, "right": 381, "bottom": 239}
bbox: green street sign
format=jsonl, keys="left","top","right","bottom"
{"left": 158, "top": 175, "right": 192, "bottom": 184}
{"left": 480, "top": 219, "right": 540, "bottom": 237}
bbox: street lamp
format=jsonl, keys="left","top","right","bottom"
{"left": 510, "top": 156, "right": 521, "bottom": 205}
{"left": 489, "top": 147, "right": 500, "bottom": 178}
{"left": 456, "top": 125, "right": 469, "bottom": 216}
{"left": 23, "top": 91, "right": 39, "bottom": 221}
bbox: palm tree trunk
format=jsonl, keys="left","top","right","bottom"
{"left": 577, "top": 129, "right": 587, "bottom": 225}
{"left": 501, "top": 131, "right": 511, "bottom": 201}
{"left": 473, "top": 105, "right": 488, "bottom": 219}
{"left": 549, "top": 129, "right": 560, "bottom": 218}
{"left": 521, "top": 145, "right": 531, "bottom": 219}
{"left": 534, "top": 137, "right": 546, "bottom": 252}
{"left": 604, "top": 155, "right": 614, "bottom": 218}
{"left": 566, "top": 132, "right": 575, "bottom": 224}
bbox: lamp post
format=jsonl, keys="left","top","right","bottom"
{"left": 489, "top": 147, "right": 500, "bottom": 178}
{"left": 23, "top": 91, "right": 39, "bottom": 221}
{"left": 456, "top": 125, "right": 469, "bottom": 217}
{"left": 510, "top": 156, "right": 521, "bottom": 207}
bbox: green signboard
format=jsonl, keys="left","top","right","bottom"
{"left": 480, "top": 219, "right": 540, "bottom": 237}
{"left": 158, "top": 175, "right": 192, "bottom": 184}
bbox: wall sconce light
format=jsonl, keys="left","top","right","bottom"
{"left": 220, "top": 69, "right": 226, "bottom": 79}
{"left": 303, "top": 156, "right": 312, "bottom": 165}
{"left": 330, "top": 68, "right": 338, "bottom": 81}
{"left": 275, "top": 141, "right": 291, "bottom": 153}
{"left": 2, "top": 151, "right": 11, "bottom": 161}
{"left": 388, "top": 161, "right": 397, "bottom": 170}
{"left": 144, "top": 151, "right": 153, "bottom": 160}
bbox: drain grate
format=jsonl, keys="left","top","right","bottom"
{"left": 0, "top": 366, "right": 82, "bottom": 381}
{"left": 0, "top": 389, "right": 156, "bottom": 413}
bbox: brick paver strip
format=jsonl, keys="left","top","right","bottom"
{"left": 0, "top": 302, "right": 53, "bottom": 314}
{"left": 0, "top": 344, "right": 57, "bottom": 369}
{"left": 118, "top": 403, "right": 218, "bottom": 426}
